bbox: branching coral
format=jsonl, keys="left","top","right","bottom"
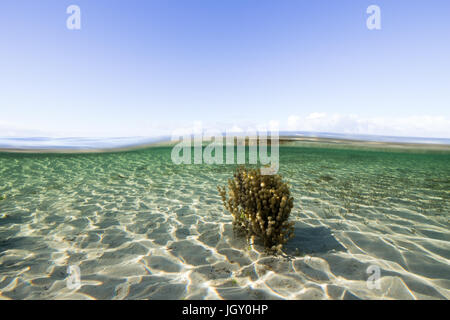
{"left": 218, "top": 166, "right": 295, "bottom": 253}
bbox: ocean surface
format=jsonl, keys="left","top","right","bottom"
{"left": 0, "top": 141, "right": 449, "bottom": 299}
{"left": 1, "top": 132, "right": 449, "bottom": 150}
{"left": 0, "top": 137, "right": 168, "bottom": 150}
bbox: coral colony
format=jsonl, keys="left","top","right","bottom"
{"left": 218, "top": 166, "right": 295, "bottom": 252}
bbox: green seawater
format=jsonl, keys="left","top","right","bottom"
{"left": 0, "top": 144, "right": 449, "bottom": 299}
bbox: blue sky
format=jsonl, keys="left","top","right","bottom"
{"left": 1, "top": 0, "right": 449, "bottom": 138}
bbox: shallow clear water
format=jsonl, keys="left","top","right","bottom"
{"left": 0, "top": 143, "right": 449, "bottom": 299}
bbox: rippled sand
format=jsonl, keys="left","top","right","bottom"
{"left": 0, "top": 142, "right": 449, "bottom": 300}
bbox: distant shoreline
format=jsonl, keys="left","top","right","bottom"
{"left": 279, "top": 136, "right": 450, "bottom": 152}
{"left": 1, "top": 135, "right": 449, "bottom": 154}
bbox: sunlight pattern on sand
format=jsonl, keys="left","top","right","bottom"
{"left": 0, "top": 143, "right": 449, "bottom": 299}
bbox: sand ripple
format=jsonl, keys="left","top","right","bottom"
{"left": 0, "top": 145, "right": 449, "bottom": 299}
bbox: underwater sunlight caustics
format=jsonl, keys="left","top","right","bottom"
{"left": 0, "top": 141, "right": 449, "bottom": 300}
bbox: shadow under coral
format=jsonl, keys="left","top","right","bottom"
{"left": 284, "top": 222, "right": 346, "bottom": 256}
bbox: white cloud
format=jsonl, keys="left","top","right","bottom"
{"left": 2, "top": 114, "right": 449, "bottom": 139}
{"left": 285, "top": 113, "right": 450, "bottom": 138}
{"left": 306, "top": 112, "right": 326, "bottom": 120}
{"left": 0, "top": 121, "right": 49, "bottom": 137}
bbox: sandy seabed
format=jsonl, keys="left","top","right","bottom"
{"left": 0, "top": 140, "right": 449, "bottom": 300}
